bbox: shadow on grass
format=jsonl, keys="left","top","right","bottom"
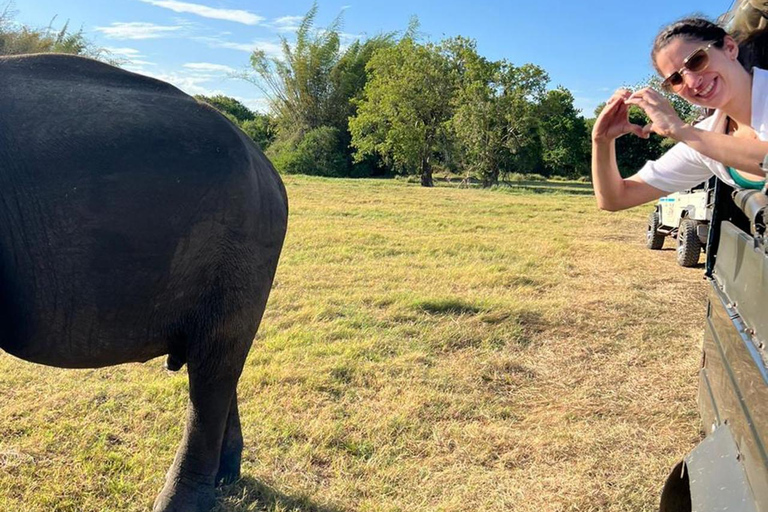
{"left": 656, "top": 247, "right": 707, "bottom": 268}
{"left": 215, "top": 476, "right": 349, "bottom": 512}
{"left": 414, "top": 297, "right": 484, "bottom": 315}
{"left": 429, "top": 176, "right": 595, "bottom": 195}
{"left": 497, "top": 184, "right": 595, "bottom": 195}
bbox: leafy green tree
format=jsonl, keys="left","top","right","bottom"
{"left": 245, "top": 2, "right": 395, "bottom": 176}
{"left": 349, "top": 37, "right": 456, "bottom": 187}
{"left": 496, "top": 63, "right": 549, "bottom": 179}
{"left": 447, "top": 36, "right": 551, "bottom": 187}
{"left": 446, "top": 38, "right": 509, "bottom": 186}
{"left": 538, "top": 87, "right": 590, "bottom": 177}
{"left": 328, "top": 35, "right": 397, "bottom": 134}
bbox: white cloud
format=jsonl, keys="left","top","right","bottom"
{"left": 104, "top": 47, "right": 143, "bottom": 57}
{"left": 573, "top": 97, "right": 600, "bottom": 115}
{"left": 132, "top": 69, "right": 220, "bottom": 95}
{"left": 195, "top": 36, "right": 284, "bottom": 59}
{"left": 96, "top": 22, "right": 184, "bottom": 40}
{"left": 104, "top": 47, "right": 156, "bottom": 67}
{"left": 268, "top": 15, "right": 303, "bottom": 33}
{"left": 183, "top": 62, "right": 237, "bottom": 73}
{"left": 114, "top": 66, "right": 268, "bottom": 113}
{"left": 314, "top": 28, "right": 361, "bottom": 47}
{"left": 103, "top": 47, "right": 156, "bottom": 71}
{"left": 248, "top": 41, "right": 284, "bottom": 59}
{"left": 140, "top": 0, "right": 263, "bottom": 25}
{"left": 235, "top": 96, "right": 270, "bottom": 113}
{"left": 126, "top": 59, "right": 157, "bottom": 67}
{"left": 339, "top": 31, "right": 360, "bottom": 41}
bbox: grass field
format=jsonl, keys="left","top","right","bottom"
{"left": 0, "top": 176, "right": 706, "bottom": 512}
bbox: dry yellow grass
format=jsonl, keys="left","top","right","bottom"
{"left": 0, "top": 176, "right": 705, "bottom": 511}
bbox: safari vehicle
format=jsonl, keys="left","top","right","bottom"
{"left": 647, "top": 181, "right": 713, "bottom": 267}
{"left": 658, "top": 3, "right": 768, "bottom": 511}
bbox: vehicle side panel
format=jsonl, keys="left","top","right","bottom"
{"left": 697, "top": 221, "right": 768, "bottom": 510}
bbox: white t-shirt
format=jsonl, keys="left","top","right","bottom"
{"left": 635, "top": 67, "right": 768, "bottom": 192}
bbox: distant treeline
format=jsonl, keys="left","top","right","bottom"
{"left": 2, "top": 2, "right": 702, "bottom": 187}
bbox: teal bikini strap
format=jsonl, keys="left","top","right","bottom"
{"left": 727, "top": 166, "right": 766, "bottom": 189}
{"left": 724, "top": 117, "right": 766, "bottom": 189}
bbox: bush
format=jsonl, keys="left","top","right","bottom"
{"left": 268, "top": 126, "right": 348, "bottom": 177}
{"left": 240, "top": 117, "right": 275, "bottom": 151}
{"left": 0, "top": 8, "right": 107, "bottom": 59}
{"left": 194, "top": 95, "right": 255, "bottom": 123}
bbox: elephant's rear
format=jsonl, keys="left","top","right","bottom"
{"left": 0, "top": 54, "right": 288, "bottom": 367}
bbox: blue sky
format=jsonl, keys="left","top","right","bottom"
{"left": 10, "top": 0, "right": 734, "bottom": 115}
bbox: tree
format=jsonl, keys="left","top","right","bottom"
{"left": 246, "top": 3, "right": 341, "bottom": 138}
{"left": 446, "top": 37, "right": 510, "bottom": 186}
{"left": 447, "top": 37, "right": 552, "bottom": 187}
{"left": 538, "top": 87, "right": 590, "bottom": 177}
{"left": 349, "top": 37, "right": 456, "bottom": 187}
{"left": 327, "top": 35, "right": 397, "bottom": 134}
{"left": 244, "top": 2, "right": 395, "bottom": 176}
{"left": 495, "top": 63, "right": 549, "bottom": 179}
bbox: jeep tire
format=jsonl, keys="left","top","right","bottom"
{"left": 647, "top": 211, "right": 665, "bottom": 250}
{"left": 677, "top": 218, "right": 702, "bottom": 267}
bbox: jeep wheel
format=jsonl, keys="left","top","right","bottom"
{"left": 677, "top": 219, "right": 702, "bottom": 267}
{"left": 647, "top": 211, "right": 665, "bottom": 250}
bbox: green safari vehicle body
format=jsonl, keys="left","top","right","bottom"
{"left": 659, "top": 179, "right": 768, "bottom": 512}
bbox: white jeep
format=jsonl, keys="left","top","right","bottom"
{"left": 646, "top": 180, "right": 713, "bottom": 267}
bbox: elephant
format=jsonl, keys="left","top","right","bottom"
{"left": 0, "top": 53, "right": 288, "bottom": 512}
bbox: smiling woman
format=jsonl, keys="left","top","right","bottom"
{"left": 591, "top": 16, "right": 768, "bottom": 212}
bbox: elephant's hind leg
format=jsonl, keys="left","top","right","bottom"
{"left": 153, "top": 327, "right": 253, "bottom": 512}
{"left": 216, "top": 391, "right": 243, "bottom": 485}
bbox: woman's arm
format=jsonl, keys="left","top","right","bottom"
{"left": 592, "top": 138, "right": 667, "bottom": 211}
{"left": 591, "top": 89, "right": 669, "bottom": 211}
{"left": 669, "top": 125, "right": 768, "bottom": 178}
{"left": 625, "top": 88, "right": 768, "bottom": 178}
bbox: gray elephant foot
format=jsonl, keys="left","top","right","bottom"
{"left": 153, "top": 479, "right": 216, "bottom": 512}
{"left": 216, "top": 454, "right": 241, "bottom": 486}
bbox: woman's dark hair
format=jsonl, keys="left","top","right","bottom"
{"left": 651, "top": 17, "right": 727, "bottom": 73}
{"left": 738, "top": 29, "right": 768, "bottom": 70}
